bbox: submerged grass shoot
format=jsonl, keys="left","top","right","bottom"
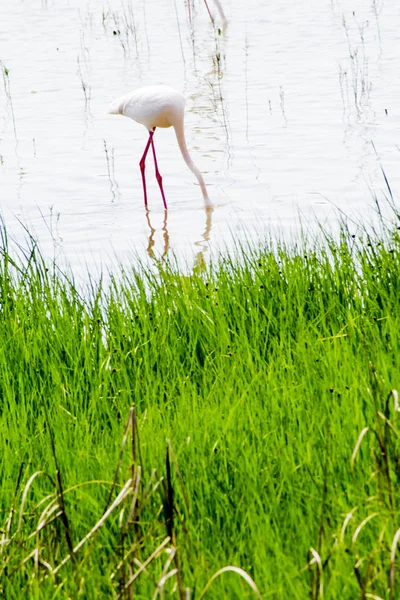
{"left": 0, "top": 222, "right": 400, "bottom": 597}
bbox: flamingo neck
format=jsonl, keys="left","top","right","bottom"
{"left": 214, "top": 0, "right": 228, "bottom": 27}
{"left": 173, "top": 121, "right": 211, "bottom": 206}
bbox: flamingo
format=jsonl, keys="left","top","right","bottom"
{"left": 188, "top": 1, "right": 227, "bottom": 28}
{"left": 204, "top": 0, "right": 227, "bottom": 27}
{"left": 108, "top": 85, "right": 211, "bottom": 210}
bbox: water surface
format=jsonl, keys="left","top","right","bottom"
{"left": 0, "top": 0, "right": 399, "bottom": 276}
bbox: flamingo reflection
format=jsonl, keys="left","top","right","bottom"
{"left": 145, "top": 206, "right": 213, "bottom": 269}
{"left": 145, "top": 209, "right": 169, "bottom": 260}
{"left": 194, "top": 205, "right": 213, "bottom": 272}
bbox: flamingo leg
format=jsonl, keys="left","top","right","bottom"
{"left": 139, "top": 131, "right": 153, "bottom": 207}
{"left": 203, "top": 0, "right": 214, "bottom": 22}
{"left": 150, "top": 128, "right": 168, "bottom": 210}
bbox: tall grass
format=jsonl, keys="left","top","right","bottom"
{"left": 1, "top": 219, "right": 400, "bottom": 598}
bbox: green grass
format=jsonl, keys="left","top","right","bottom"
{"left": 1, "top": 220, "right": 400, "bottom": 598}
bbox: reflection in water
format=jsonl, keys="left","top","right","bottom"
{"left": 145, "top": 205, "right": 213, "bottom": 271}
{"left": 145, "top": 209, "right": 169, "bottom": 259}
{"left": 194, "top": 205, "right": 213, "bottom": 272}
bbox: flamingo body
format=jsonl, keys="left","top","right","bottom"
{"left": 109, "top": 85, "right": 185, "bottom": 131}
{"left": 108, "top": 85, "right": 210, "bottom": 208}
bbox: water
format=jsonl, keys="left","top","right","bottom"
{"left": 0, "top": 0, "right": 399, "bottom": 277}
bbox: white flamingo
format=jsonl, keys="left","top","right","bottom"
{"left": 108, "top": 85, "right": 211, "bottom": 210}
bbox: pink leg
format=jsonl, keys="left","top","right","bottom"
{"left": 139, "top": 131, "right": 153, "bottom": 207}
{"left": 203, "top": 0, "right": 214, "bottom": 22}
{"left": 150, "top": 129, "right": 167, "bottom": 210}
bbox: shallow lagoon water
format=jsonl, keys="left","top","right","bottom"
{"left": 0, "top": 0, "right": 399, "bottom": 277}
